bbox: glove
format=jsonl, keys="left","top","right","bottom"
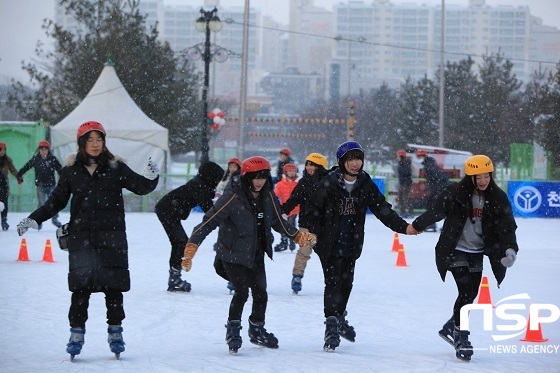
{"left": 142, "top": 157, "right": 160, "bottom": 180}
{"left": 500, "top": 248, "right": 517, "bottom": 268}
{"left": 181, "top": 243, "right": 199, "bottom": 272}
{"left": 294, "top": 228, "right": 317, "bottom": 250}
{"left": 0, "top": 201, "right": 4, "bottom": 212}
{"left": 17, "top": 218, "right": 39, "bottom": 236}
{"left": 17, "top": 177, "right": 23, "bottom": 185}
{"left": 281, "top": 213, "right": 289, "bottom": 221}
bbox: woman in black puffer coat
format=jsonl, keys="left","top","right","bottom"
{"left": 17, "top": 121, "right": 159, "bottom": 359}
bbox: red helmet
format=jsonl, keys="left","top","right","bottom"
{"left": 283, "top": 163, "right": 297, "bottom": 172}
{"left": 279, "top": 148, "right": 291, "bottom": 156}
{"left": 228, "top": 157, "right": 242, "bottom": 167}
{"left": 396, "top": 150, "right": 406, "bottom": 157}
{"left": 38, "top": 140, "right": 50, "bottom": 149}
{"left": 241, "top": 156, "right": 271, "bottom": 175}
{"left": 77, "top": 121, "right": 106, "bottom": 140}
{"left": 416, "top": 149, "right": 427, "bottom": 157}
{"left": 0, "top": 142, "right": 6, "bottom": 149}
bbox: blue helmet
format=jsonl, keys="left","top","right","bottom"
{"left": 336, "top": 141, "right": 364, "bottom": 176}
{"left": 336, "top": 141, "right": 364, "bottom": 161}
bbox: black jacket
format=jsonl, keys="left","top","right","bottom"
{"left": 155, "top": 162, "right": 224, "bottom": 221}
{"left": 412, "top": 180, "right": 519, "bottom": 285}
{"left": 302, "top": 168, "right": 409, "bottom": 261}
{"left": 17, "top": 152, "right": 62, "bottom": 187}
{"left": 422, "top": 156, "right": 448, "bottom": 194}
{"left": 397, "top": 158, "right": 413, "bottom": 187}
{"left": 0, "top": 171, "right": 7, "bottom": 201}
{"left": 189, "top": 175, "right": 299, "bottom": 268}
{"left": 29, "top": 153, "right": 158, "bottom": 292}
{"left": 281, "top": 171, "right": 324, "bottom": 228}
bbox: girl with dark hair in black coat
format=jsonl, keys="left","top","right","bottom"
{"left": 17, "top": 140, "right": 63, "bottom": 228}
{"left": 412, "top": 155, "right": 519, "bottom": 361}
{"left": 180, "top": 156, "right": 316, "bottom": 354}
{"left": 17, "top": 121, "right": 159, "bottom": 360}
{"left": 281, "top": 152, "right": 328, "bottom": 294}
{"left": 155, "top": 161, "right": 224, "bottom": 292}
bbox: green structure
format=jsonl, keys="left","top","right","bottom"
{"left": 0, "top": 120, "right": 48, "bottom": 211}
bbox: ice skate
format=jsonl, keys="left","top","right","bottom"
{"left": 273, "top": 237, "right": 288, "bottom": 252}
{"left": 425, "top": 223, "right": 437, "bottom": 232}
{"left": 52, "top": 218, "right": 62, "bottom": 228}
{"left": 66, "top": 327, "right": 85, "bottom": 361}
{"left": 289, "top": 240, "right": 296, "bottom": 252}
{"left": 338, "top": 311, "right": 356, "bottom": 342}
{"left": 107, "top": 325, "right": 125, "bottom": 359}
{"left": 323, "top": 316, "right": 340, "bottom": 352}
{"left": 2, "top": 220, "right": 8, "bottom": 231}
{"left": 453, "top": 325, "right": 473, "bottom": 361}
{"left": 248, "top": 319, "right": 278, "bottom": 348}
{"left": 438, "top": 316, "right": 454, "bottom": 346}
{"left": 225, "top": 320, "right": 243, "bottom": 354}
{"left": 226, "top": 281, "right": 235, "bottom": 294}
{"left": 291, "top": 274, "right": 302, "bottom": 294}
{"left": 167, "top": 268, "right": 191, "bottom": 292}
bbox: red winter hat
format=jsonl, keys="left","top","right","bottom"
{"left": 38, "top": 140, "right": 50, "bottom": 149}
{"left": 0, "top": 142, "right": 6, "bottom": 149}
{"left": 280, "top": 148, "right": 291, "bottom": 156}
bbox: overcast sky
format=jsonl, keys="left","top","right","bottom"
{"left": 1, "top": 0, "right": 559, "bottom": 83}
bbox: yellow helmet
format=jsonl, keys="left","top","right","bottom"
{"left": 464, "top": 155, "right": 494, "bottom": 176}
{"left": 306, "top": 153, "right": 327, "bottom": 168}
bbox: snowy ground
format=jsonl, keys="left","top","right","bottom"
{"left": 1, "top": 212, "right": 559, "bottom": 372}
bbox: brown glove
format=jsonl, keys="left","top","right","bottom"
{"left": 294, "top": 228, "right": 317, "bottom": 249}
{"left": 181, "top": 243, "right": 199, "bottom": 272}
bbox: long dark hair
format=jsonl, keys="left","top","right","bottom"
{"left": 76, "top": 131, "right": 115, "bottom": 165}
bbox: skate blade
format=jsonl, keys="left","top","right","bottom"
{"left": 292, "top": 290, "right": 299, "bottom": 295}
{"left": 455, "top": 351, "right": 472, "bottom": 361}
{"left": 70, "top": 355, "right": 76, "bottom": 361}
{"left": 229, "top": 348, "right": 238, "bottom": 355}
{"left": 323, "top": 346, "right": 336, "bottom": 352}
{"left": 250, "top": 339, "right": 279, "bottom": 349}
{"left": 340, "top": 334, "right": 355, "bottom": 343}
{"left": 115, "top": 353, "right": 120, "bottom": 360}
{"left": 438, "top": 331, "right": 454, "bottom": 346}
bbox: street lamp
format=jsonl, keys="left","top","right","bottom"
{"left": 196, "top": 7, "right": 222, "bottom": 164}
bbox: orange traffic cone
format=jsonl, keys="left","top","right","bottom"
{"left": 391, "top": 233, "right": 400, "bottom": 252}
{"left": 477, "top": 276, "right": 493, "bottom": 306}
{"left": 40, "top": 239, "right": 56, "bottom": 263}
{"left": 395, "top": 244, "right": 408, "bottom": 266}
{"left": 520, "top": 314, "right": 548, "bottom": 342}
{"left": 17, "top": 238, "right": 30, "bottom": 262}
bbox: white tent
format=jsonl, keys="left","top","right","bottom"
{"left": 51, "top": 62, "right": 169, "bottom": 177}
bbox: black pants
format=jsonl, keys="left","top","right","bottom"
{"left": 222, "top": 258, "right": 267, "bottom": 323}
{"left": 1, "top": 195, "right": 8, "bottom": 224}
{"left": 449, "top": 251, "right": 483, "bottom": 325}
{"left": 157, "top": 214, "right": 188, "bottom": 270}
{"left": 319, "top": 254, "right": 356, "bottom": 318}
{"left": 69, "top": 289, "right": 125, "bottom": 328}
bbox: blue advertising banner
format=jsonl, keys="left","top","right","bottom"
{"left": 507, "top": 181, "right": 560, "bottom": 218}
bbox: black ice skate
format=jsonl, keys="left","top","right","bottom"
{"left": 248, "top": 319, "right": 279, "bottom": 349}
{"left": 274, "top": 237, "right": 288, "bottom": 252}
{"left": 66, "top": 327, "right": 85, "bottom": 361}
{"left": 438, "top": 316, "right": 455, "bottom": 346}
{"left": 338, "top": 311, "right": 356, "bottom": 342}
{"left": 453, "top": 325, "right": 473, "bottom": 362}
{"left": 323, "top": 316, "right": 340, "bottom": 352}
{"left": 425, "top": 224, "right": 437, "bottom": 232}
{"left": 107, "top": 325, "right": 125, "bottom": 359}
{"left": 167, "top": 268, "right": 191, "bottom": 292}
{"left": 289, "top": 240, "right": 296, "bottom": 252}
{"left": 291, "top": 274, "right": 302, "bottom": 294}
{"left": 225, "top": 320, "right": 243, "bottom": 354}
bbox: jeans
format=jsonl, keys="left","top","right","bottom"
{"left": 37, "top": 185, "right": 60, "bottom": 223}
